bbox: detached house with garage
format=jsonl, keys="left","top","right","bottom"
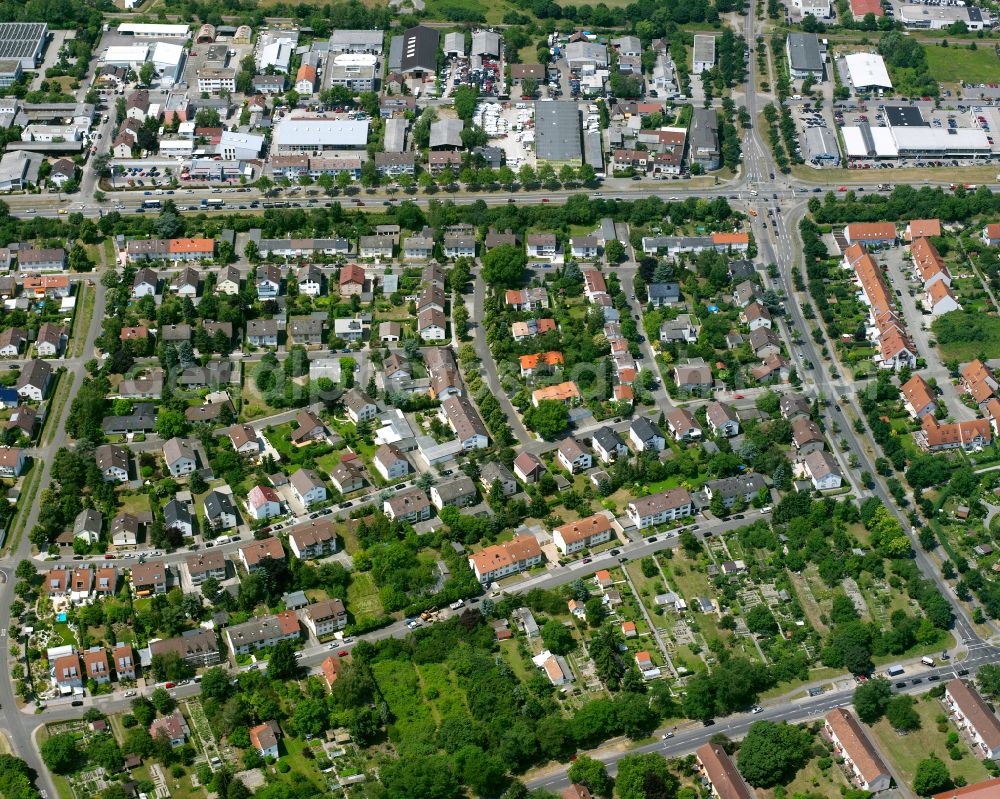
{"left": 247, "top": 485, "right": 282, "bottom": 520}
{"left": 343, "top": 389, "right": 378, "bottom": 424}
{"left": 163, "top": 437, "right": 198, "bottom": 477}
{"left": 591, "top": 427, "right": 627, "bottom": 463}
{"left": 557, "top": 437, "right": 592, "bottom": 473}
{"left": 290, "top": 468, "right": 327, "bottom": 507}
{"left": 666, "top": 408, "right": 701, "bottom": 442}
{"left": 705, "top": 402, "right": 739, "bottom": 437}
{"left": 95, "top": 443, "right": 129, "bottom": 483}
{"left": 630, "top": 416, "right": 665, "bottom": 452}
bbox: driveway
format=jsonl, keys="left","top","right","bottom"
{"left": 881, "top": 248, "right": 972, "bottom": 419}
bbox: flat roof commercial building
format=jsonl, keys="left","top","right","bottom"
{"left": 692, "top": 34, "right": 716, "bottom": 73}
{"left": 535, "top": 102, "right": 582, "bottom": 166}
{"left": 786, "top": 33, "right": 823, "bottom": 79}
{"left": 118, "top": 23, "right": 189, "bottom": 37}
{"left": 898, "top": 4, "right": 985, "bottom": 30}
{"left": 0, "top": 23, "right": 47, "bottom": 69}
{"left": 842, "top": 114, "right": 991, "bottom": 160}
{"left": 843, "top": 52, "right": 892, "bottom": 90}
{"left": 329, "top": 29, "right": 384, "bottom": 54}
{"left": 272, "top": 118, "right": 369, "bottom": 152}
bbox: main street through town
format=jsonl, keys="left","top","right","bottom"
{"left": 0, "top": 15, "right": 997, "bottom": 799}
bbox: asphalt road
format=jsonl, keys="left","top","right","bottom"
{"left": 526, "top": 646, "right": 1000, "bottom": 792}
{"left": 0, "top": 14, "right": 994, "bottom": 797}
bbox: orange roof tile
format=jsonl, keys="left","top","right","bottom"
{"left": 532, "top": 381, "right": 581, "bottom": 403}
{"left": 711, "top": 232, "right": 749, "bottom": 245}
{"left": 907, "top": 219, "right": 941, "bottom": 240}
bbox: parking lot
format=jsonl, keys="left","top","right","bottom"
{"left": 474, "top": 100, "right": 535, "bottom": 169}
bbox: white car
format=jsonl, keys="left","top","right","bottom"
{"left": 124, "top": 690, "right": 136, "bottom": 697}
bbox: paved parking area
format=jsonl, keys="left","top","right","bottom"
{"left": 31, "top": 30, "right": 74, "bottom": 91}
{"left": 476, "top": 101, "right": 535, "bottom": 168}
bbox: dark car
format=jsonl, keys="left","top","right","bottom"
{"left": 958, "top": 669, "right": 970, "bottom": 676}
{"left": 911, "top": 678, "right": 923, "bottom": 685}
{"left": 610, "top": 549, "right": 621, "bottom": 556}
{"left": 71, "top": 700, "right": 84, "bottom": 706}
{"left": 895, "top": 682, "right": 907, "bottom": 688}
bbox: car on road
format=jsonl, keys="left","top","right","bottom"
{"left": 165, "top": 682, "right": 174, "bottom": 688}
{"left": 911, "top": 678, "right": 923, "bottom": 685}
{"left": 751, "top": 705, "right": 763, "bottom": 714}
{"left": 338, "top": 650, "right": 349, "bottom": 657}
{"left": 124, "top": 690, "right": 136, "bottom": 697}
{"left": 895, "top": 682, "right": 907, "bottom": 689}
{"left": 72, "top": 700, "right": 83, "bottom": 706}
{"left": 610, "top": 549, "right": 620, "bottom": 556}
{"left": 661, "top": 732, "right": 674, "bottom": 739}
{"left": 733, "top": 394, "right": 744, "bottom": 399}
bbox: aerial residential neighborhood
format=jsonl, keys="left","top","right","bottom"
{"left": 0, "top": 1, "right": 999, "bottom": 799}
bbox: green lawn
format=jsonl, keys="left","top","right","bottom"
{"left": 498, "top": 638, "right": 535, "bottom": 684}
{"left": 925, "top": 44, "right": 1000, "bottom": 85}
{"left": 346, "top": 571, "right": 384, "bottom": 621}
{"left": 933, "top": 310, "right": 1000, "bottom": 360}
{"left": 870, "top": 694, "right": 991, "bottom": 790}
{"left": 758, "top": 748, "right": 851, "bottom": 799}
{"left": 119, "top": 493, "right": 151, "bottom": 516}
{"left": 52, "top": 622, "right": 76, "bottom": 647}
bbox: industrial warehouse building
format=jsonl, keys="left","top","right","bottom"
{"left": 534, "top": 101, "right": 582, "bottom": 166}
{"left": 117, "top": 23, "right": 190, "bottom": 37}
{"left": 272, "top": 118, "right": 370, "bottom": 152}
{"left": 0, "top": 23, "right": 48, "bottom": 69}
{"left": 842, "top": 52, "right": 892, "bottom": 91}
